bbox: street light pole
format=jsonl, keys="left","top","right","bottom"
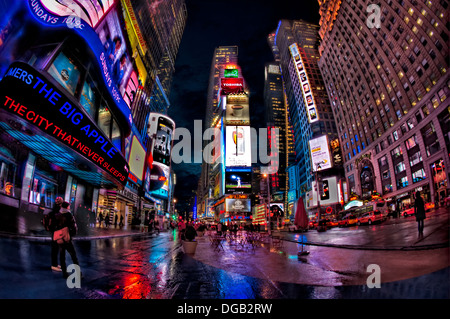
{"left": 264, "top": 174, "right": 271, "bottom": 235}
{"left": 314, "top": 162, "right": 323, "bottom": 222}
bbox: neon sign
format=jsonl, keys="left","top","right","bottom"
{"left": 0, "top": 62, "right": 129, "bottom": 187}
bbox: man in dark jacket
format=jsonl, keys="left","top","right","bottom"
{"left": 55, "top": 201, "right": 80, "bottom": 278}
{"left": 49, "top": 196, "right": 63, "bottom": 272}
{"left": 414, "top": 192, "right": 426, "bottom": 235}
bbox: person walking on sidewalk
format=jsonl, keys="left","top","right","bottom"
{"left": 45, "top": 196, "right": 64, "bottom": 272}
{"left": 98, "top": 212, "right": 104, "bottom": 228}
{"left": 54, "top": 201, "right": 80, "bottom": 279}
{"left": 414, "top": 192, "right": 426, "bottom": 236}
{"left": 114, "top": 213, "right": 118, "bottom": 228}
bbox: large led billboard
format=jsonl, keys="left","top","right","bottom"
{"left": 148, "top": 113, "right": 175, "bottom": 167}
{"left": 225, "top": 126, "right": 251, "bottom": 167}
{"left": 221, "top": 78, "right": 244, "bottom": 95}
{"left": 225, "top": 94, "right": 249, "bottom": 125}
{"left": 225, "top": 168, "right": 252, "bottom": 194}
{"left": 289, "top": 43, "right": 319, "bottom": 124}
{"left": 226, "top": 198, "right": 251, "bottom": 213}
{"left": 40, "top": 0, "right": 114, "bottom": 28}
{"left": 309, "top": 135, "right": 332, "bottom": 171}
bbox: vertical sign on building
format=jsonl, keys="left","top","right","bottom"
{"left": 289, "top": 43, "right": 319, "bottom": 124}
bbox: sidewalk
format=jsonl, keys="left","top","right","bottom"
{"left": 276, "top": 207, "right": 449, "bottom": 251}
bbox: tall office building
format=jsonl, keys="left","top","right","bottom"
{"left": 318, "top": 0, "right": 449, "bottom": 207}
{"left": 264, "top": 62, "right": 289, "bottom": 216}
{"left": 272, "top": 20, "right": 342, "bottom": 217}
{"left": 197, "top": 46, "right": 239, "bottom": 220}
{"left": 129, "top": 0, "right": 187, "bottom": 97}
{"left": 197, "top": 46, "right": 252, "bottom": 225}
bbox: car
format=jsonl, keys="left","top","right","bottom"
{"left": 402, "top": 207, "right": 415, "bottom": 217}
{"left": 357, "top": 210, "right": 385, "bottom": 225}
{"left": 327, "top": 219, "right": 339, "bottom": 227}
{"left": 309, "top": 219, "right": 318, "bottom": 229}
{"left": 338, "top": 214, "right": 358, "bottom": 227}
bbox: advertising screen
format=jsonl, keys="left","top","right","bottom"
{"left": 152, "top": 116, "right": 174, "bottom": 166}
{"left": 289, "top": 43, "right": 319, "bottom": 124}
{"left": 225, "top": 168, "right": 252, "bottom": 194}
{"left": 309, "top": 135, "right": 332, "bottom": 171}
{"left": 128, "top": 135, "right": 146, "bottom": 182}
{"left": 224, "top": 69, "right": 239, "bottom": 78}
{"left": 225, "top": 94, "right": 249, "bottom": 125}
{"left": 47, "top": 52, "right": 81, "bottom": 95}
{"left": 40, "top": 0, "right": 114, "bottom": 28}
{"left": 221, "top": 78, "right": 244, "bottom": 95}
{"left": 225, "top": 126, "right": 251, "bottom": 167}
{"left": 226, "top": 198, "right": 251, "bottom": 213}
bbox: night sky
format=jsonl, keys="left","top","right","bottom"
{"left": 168, "top": 0, "right": 320, "bottom": 213}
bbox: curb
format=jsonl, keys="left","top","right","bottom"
{"left": 0, "top": 230, "right": 160, "bottom": 242}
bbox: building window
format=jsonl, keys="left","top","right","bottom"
{"left": 409, "top": 151, "right": 423, "bottom": 167}
{"left": 0, "top": 158, "right": 18, "bottom": 198}
{"left": 394, "top": 161, "right": 406, "bottom": 174}
{"left": 412, "top": 168, "right": 426, "bottom": 183}
{"left": 397, "top": 176, "right": 409, "bottom": 189}
{"left": 405, "top": 134, "right": 417, "bottom": 150}
{"left": 391, "top": 146, "right": 403, "bottom": 159}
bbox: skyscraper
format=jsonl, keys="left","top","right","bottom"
{"left": 197, "top": 46, "right": 253, "bottom": 224}
{"left": 264, "top": 62, "right": 289, "bottom": 216}
{"left": 272, "top": 19, "right": 342, "bottom": 217}
{"left": 318, "top": 0, "right": 449, "bottom": 207}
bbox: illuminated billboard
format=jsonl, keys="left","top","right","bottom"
{"left": 225, "top": 126, "right": 251, "bottom": 167}
{"left": 221, "top": 78, "right": 244, "bottom": 95}
{"left": 148, "top": 113, "right": 175, "bottom": 167}
{"left": 39, "top": 0, "right": 114, "bottom": 28}
{"left": 225, "top": 94, "right": 249, "bottom": 125}
{"left": 224, "top": 69, "right": 239, "bottom": 78}
{"left": 226, "top": 198, "right": 251, "bottom": 213}
{"left": 289, "top": 43, "right": 319, "bottom": 124}
{"left": 309, "top": 135, "right": 332, "bottom": 171}
{"left": 225, "top": 168, "right": 252, "bottom": 194}
{"left": 128, "top": 135, "right": 146, "bottom": 183}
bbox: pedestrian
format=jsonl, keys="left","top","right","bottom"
{"left": 114, "top": 213, "right": 118, "bottom": 228}
{"left": 98, "top": 212, "right": 104, "bottom": 228}
{"left": 54, "top": 201, "right": 80, "bottom": 279}
{"left": 414, "top": 192, "right": 426, "bottom": 236}
{"left": 178, "top": 219, "right": 186, "bottom": 240}
{"left": 119, "top": 214, "right": 124, "bottom": 228}
{"left": 104, "top": 212, "right": 110, "bottom": 228}
{"left": 45, "top": 196, "right": 64, "bottom": 272}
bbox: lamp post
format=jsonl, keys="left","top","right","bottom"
{"left": 314, "top": 162, "right": 323, "bottom": 222}
{"left": 263, "top": 173, "right": 271, "bottom": 235}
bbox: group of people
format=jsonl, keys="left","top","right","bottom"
{"left": 44, "top": 197, "right": 80, "bottom": 279}
{"left": 97, "top": 211, "right": 124, "bottom": 229}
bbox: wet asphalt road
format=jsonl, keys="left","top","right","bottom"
{"left": 0, "top": 226, "right": 448, "bottom": 299}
